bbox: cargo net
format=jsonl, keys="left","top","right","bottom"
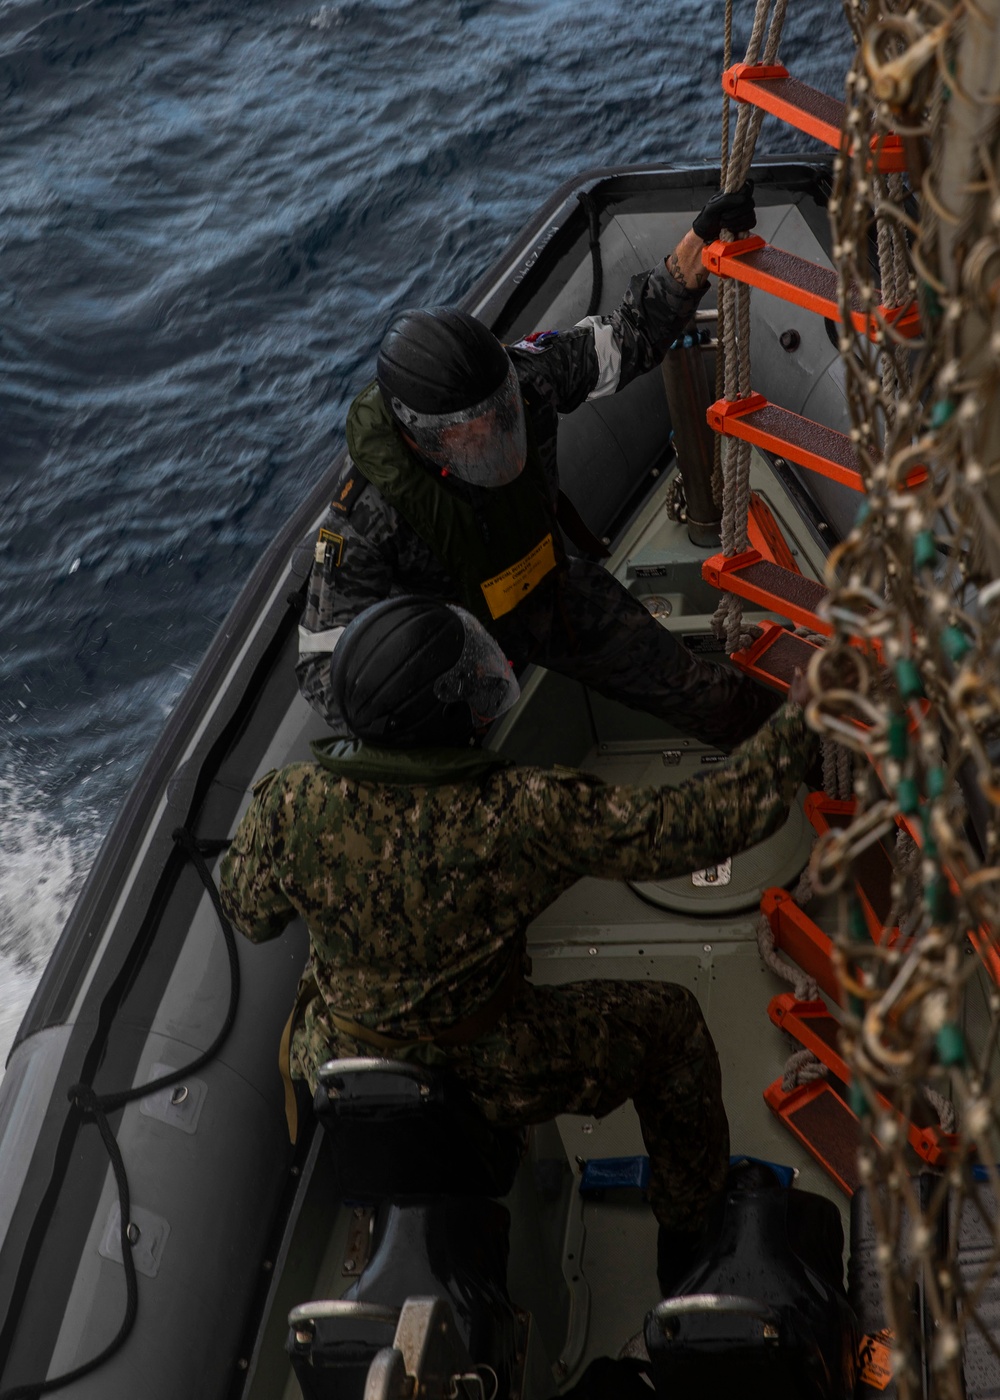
{"left": 806, "top": 0, "right": 1000, "bottom": 1394}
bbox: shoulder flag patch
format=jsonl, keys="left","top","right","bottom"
{"left": 510, "top": 329, "right": 559, "bottom": 354}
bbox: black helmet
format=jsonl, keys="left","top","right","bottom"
{"left": 378, "top": 308, "right": 508, "bottom": 413}
{"left": 377, "top": 308, "right": 527, "bottom": 487}
{"left": 330, "top": 597, "right": 520, "bottom": 748}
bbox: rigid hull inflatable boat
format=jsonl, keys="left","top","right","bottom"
{"left": 2, "top": 149, "right": 996, "bottom": 1400}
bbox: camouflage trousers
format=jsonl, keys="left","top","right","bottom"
{"left": 438, "top": 977, "right": 729, "bottom": 1233}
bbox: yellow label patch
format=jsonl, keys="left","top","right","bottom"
{"left": 318, "top": 528, "right": 344, "bottom": 567}
{"left": 480, "top": 533, "right": 557, "bottom": 620}
{"left": 858, "top": 1330, "right": 893, "bottom": 1391}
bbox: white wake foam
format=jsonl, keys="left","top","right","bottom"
{"left": 0, "top": 772, "right": 99, "bottom": 1070}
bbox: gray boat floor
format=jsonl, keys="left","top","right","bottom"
{"left": 526, "top": 854, "right": 847, "bottom": 1379}
{"left": 503, "top": 448, "right": 850, "bottom": 1380}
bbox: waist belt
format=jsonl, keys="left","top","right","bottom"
{"left": 328, "top": 954, "right": 525, "bottom": 1051}
{"left": 279, "top": 956, "right": 525, "bottom": 1141}
{"left": 280, "top": 974, "right": 323, "bottom": 1144}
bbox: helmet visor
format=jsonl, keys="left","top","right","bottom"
{"left": 389, "top": 358, "right": 527, "bottom": 488}
{"left": 433, "top": 607, "right": 520, "bottom": 724}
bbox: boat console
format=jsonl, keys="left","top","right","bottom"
{"left": 312, "top": 1058, "right": 524, "bottom": 1198}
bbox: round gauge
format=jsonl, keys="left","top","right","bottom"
{"left": 641, "top": 594, "right": 673, "bottom": 620}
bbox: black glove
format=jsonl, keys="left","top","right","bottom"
{"left": 692, "top": 180, "right": 756, "bottom": 241}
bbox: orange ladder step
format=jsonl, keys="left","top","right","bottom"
{"left": 708, "top": 395, "right": 927, "bottom": 494}
{"left": 703, "top": 549, "right": 830, "bottom": 633}
{"left": 763, "top": 1076, "right": 863, "bottom": 1195}
{"left": 731, "top": 620, "right": 822, "bottom": 693}
{"left": 762, "top": 887, "right": 840, "bottom": 1004}
{"left": 769, "top": 993, "right": 957, "bottom": 1168}
{"left": 806, "top": 795, "right": 900, "bottom": 945}
{"left": 747, "top": 490, "right": 801, "bottom": 572}
{"left": 895, "top": 810, "right": 1000, "bottom": 988}
{"left": 723, "top": 63, "right": 906, "bottom": 172}
{"left": 709, "top": 394, "right": 868, "bottom": 492}
{"left": 702, "top": 236, "right": 921, "bottom": 341}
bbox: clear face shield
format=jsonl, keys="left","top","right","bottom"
{"left": 389, "top": 359, "right": 527, "bottom": 488}
{"left": 433, "top": 607, "right": 520, "bottom": 726}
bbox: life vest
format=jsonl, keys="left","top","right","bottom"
{"left": 345, "top": 381, "right": 565, "bottom": 627}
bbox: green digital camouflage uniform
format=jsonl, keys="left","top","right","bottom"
{"left": 219, "top": 702, "right": 817, "bottom": 1231}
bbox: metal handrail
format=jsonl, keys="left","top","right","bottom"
{"left": 317, "top": 1057, "right": 431, "bottom": 1085}
{"left": 288, "top": 1300, "right": 401, "bottom": 1329}
{"left": 652, "top": 1294, "right": 782, "bottom": 1328}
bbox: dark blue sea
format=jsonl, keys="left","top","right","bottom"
{"left": 0, "top": 0, "right": 852, "bottom": 1058}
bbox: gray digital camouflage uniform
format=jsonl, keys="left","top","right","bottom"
{"left": 219, "top": 702, "right": 818, "bottom": 1231}
{"left": 296, "top": 260, "right": 777, "bottom": 751}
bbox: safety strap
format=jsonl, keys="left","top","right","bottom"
{"left": 279, "top": 975, "right": 321, "bottom": 1143}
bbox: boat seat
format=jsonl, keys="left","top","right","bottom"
{"left": 314, "top": 1058, "right": 524, "bottom": 1199}
{"left": 644, "top": 1163, "right": 857, "bottom": 1399}
{"left": 286, "top": 1300, "right": 400, "bottom": 1400}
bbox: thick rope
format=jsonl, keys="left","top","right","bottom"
{"left": 893, "top": 827, "right": 925, "bottom": 941}
{"left": 836, "top": 742, "right": 854, "bottom": 802}
{"left": 712, "top": 0, "right": 791, "bottom": 653}
{"left": 782, "top": 1047, "right": 828, "bottom": 1091}
{"left": 924, "top": 1086, "right": 957, "bottom": 1135}
{"left": 756, "top": 909, "right": 822, "bottom": 1002}
{"left": 714, "top": 0, "right": 736, "bottom": 509}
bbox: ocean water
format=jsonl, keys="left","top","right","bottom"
{"left": 0, "top": 0, "right": 853, "bottom": 1062}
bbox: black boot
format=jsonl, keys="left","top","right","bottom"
{"left": 656, "top": 1224, "right": 704, "bottom": 1297}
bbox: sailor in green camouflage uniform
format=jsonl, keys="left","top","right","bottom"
{"left": 220, "top": 598, "right": 818, "bottom": 1236}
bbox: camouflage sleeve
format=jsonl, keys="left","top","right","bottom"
{"left": 518, "top": 702, "right": 819, "bottom": 881}
{"left": 218, "top": 771, "right": 297, "bottom": 943}
{"left": 508, "top": 260, "right": 708, "bottom": 416}
{"left": 295, "top": 471, "right": 452, "bottom": 728}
